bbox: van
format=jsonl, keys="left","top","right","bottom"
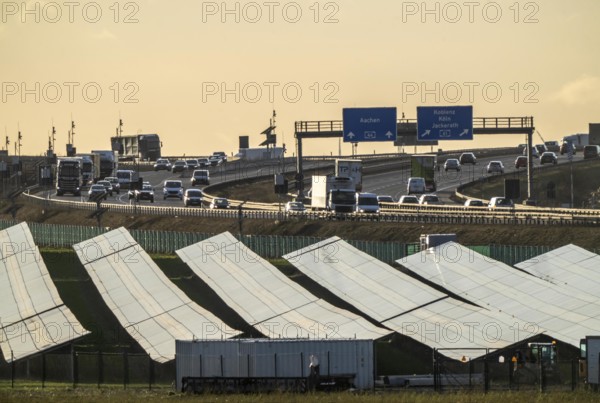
{"left": 544, "top": 141, "right": 560, "bottom": 152}
{"left": 116, "top": 169, "right": 138, "bottom": 188}
{"left": 407, "top": 177, "right": 426, "bottom": 194}
{"left": 583, "top": 145, "right": 600, "bottom": 159}
{"left": 355, "top": 192, "right": 380, "bottom": 213}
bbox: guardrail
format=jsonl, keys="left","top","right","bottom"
{"left": 23, "top": 193, "right": 600, "bottom": 226}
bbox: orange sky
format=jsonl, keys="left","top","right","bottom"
{"left": 1, "top": 0, "right": 599, "bottom": 157}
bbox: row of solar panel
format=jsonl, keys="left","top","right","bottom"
{"left": 1, "top": 223, "right": 598, "bottom": 363}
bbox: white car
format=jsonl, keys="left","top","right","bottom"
{"left": 488, "top": 197, "right": 514, "bottom": 209}
{"left": 398, "top": 195, "right": 419, "bottom": 205}
{"left": 163, "top": 180, "right": 183, "bottom": 200}
{"left": 285, "top": 201, "right": 306, "bottom": 213}
{"left": 418, "top": 194, "right": 443, "bottom": 205}
{"left": 464, "top": 199, "right": 485, "bottom": 207}
{"left": 486, "top": 161, "right": 505, "bottom": 174}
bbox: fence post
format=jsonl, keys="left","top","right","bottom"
{"left": 148, "top": 355, "right": 154, "bottom": 391}
{"left": 123, "top": 350, "right": 129, "bottom": 390}
{"left": 42, "top": 353, "right": 46, "bottom": 389}
{"left": 11, "top": 350, "right": 14, "bottom": 388}
{"left": 483, "top": 355, "right": 489, "bottom": 393}
{"left": 97, "top": 351, "right": 103, "bottom": 388}
{"left": 571, "top": 358, "right": 576, "bottom": 391}
{"left": 72, "top": 348, "right": 78, "bottom": 389}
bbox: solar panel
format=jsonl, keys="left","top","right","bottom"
{"left": 73, "top": 228, "right": 241, "bottom": 363}
{"left": 400, "top": 242, "right": 600, "bottom": 346}
{"left": 515, "top": 244, "right": 600, "bottom": 298}
{"left": 177, "top": 233, "right": 392, "bottom": 340}
{"left": 386, "top": 298, "right": 540, "bottom": 360}
{"left": 282, "top": 237, "right": 445, "bottom": 322}
{"left": 284, "top": 238, "right": 541, "bottom": 357}
{"left": 0, "top": 223, "right": 89, "bottom": 363}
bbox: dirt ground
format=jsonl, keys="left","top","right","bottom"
{"left": 7, "top": 201, "right": 600, "bottom": 249}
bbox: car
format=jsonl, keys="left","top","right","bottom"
{"left": 210, "top": 197, "right": 230, "bottom": 209}
{"left": 444, "top": 158, "right": 461, "bottom": 172}
{"left": 544, "top": 141, "right": 560, "bottom": 152}
{"left": 208, "top": 155, "right": 223, "bottom": 166}
{"left": 134, "top": 184, "right": 155, "bottom": 202}
{"left": 488, "top": 197, "right": 514, "bottom": 209}
{"left": 153, "top": 159, "right": 171, "bottom": 171}
{"left": 560, "top": 141, "right": 576, "bottom": 155}
{"left": 197, "top": 158, "right": 211, "bottom": 168}
{"left": 398, "top": 195, "right": 419, "bottom": 205}
{"left": 104, "top": 176, "right": 121, "bottom": 194}
{"left": 172, "top": 160, "right": 187, "bottom": 173}
{"left": 96, "top": 180, "right": 113, "bottom": 196}
{"left": 583, "top": 145, "right": 600, "bottom": 159}
{"left": 540, "top": 152, "right": 558, "bottom": 165}
{"left": 184, "top": 189, "right": 203, "bottom": 207}
{"left": 534, "top": 144, "right": 548, "bottom": 155}
{"left": 355, "top": 192, "right": 380, "bottom": 213}
{"left": 185, "top": 159, "right": 199, "bottom": 170}
{"left": 163, "top": 180, "right": 184, "bottom": 200}
{"left": 407, "top": 177, "right": 426, "bottom": 194}
{"left": 487, "top": 161, "right": 504, "bottom": 174}
{"left": 524, "top": 146, "right": 539, "bottom": 158}
{"left": 418, "top": 194, "right": 443, "bottom": 205}
{"left": 285, "top": 201, "right": 306, "bottom": 213}
{"left": 212, "top": 151, "right": 228, "bottom": 163}
{"left": 191, "top": 169, "right": 210, "bottom": 186}
{"left": 515, "top": 156, "right": 528, "bottom": 169}
{"left": 377, "top": 195, "right": 394, "bottom": 205}
{"left": 88, "top": 184, "right": 107, "bottom": 201}
{"left": 517, "top": 143, "right": 527, "bottom": 150}
{"left": 128, "top": 181, "right": 151, "bottom": 200}
{"left": 464, "top": 199, "right": 485, "bottom": 207}
{"left": 459, "top": 152, "right": 477, "bottom": 165}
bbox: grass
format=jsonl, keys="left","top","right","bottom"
{"left": 0, "top": 388, "right": 598, "bottom": 403}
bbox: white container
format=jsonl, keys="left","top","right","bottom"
{"left": 176, "top": 338, "right": 374, "bottom": 391}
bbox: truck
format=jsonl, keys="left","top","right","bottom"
{"left": 76, "top": 154, "right": 101, "bottom": 187}
{"left": 411, "top": 155, "right": 437, "bottom": 192}
{"left": 311, "top": 175, "right": 356, "bottom": 213}
{"left": 91, "top": 150, "right": 118, "bottom": 178}
{"left": 562, "top": 134, "right": 589, "bottom": 151}
{"left": 111, "top": 134, "right": 161, "bottom": 161}
{"left": 580, "top": 336, "right": 600, "bottom": 385}
{"left": 335, "top": 159, "right": 363, "bottom": 192}
{"left": 56, "top": 158, "right": 83, "bottom": 196}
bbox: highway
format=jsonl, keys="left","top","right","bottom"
{"left": 363, "top": 151, "right": 584, "bottom": 203}
{"left": 40, "top": 150, "right": 584, "bottom": 209}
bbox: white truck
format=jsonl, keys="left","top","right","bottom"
{"left": 580, "top": 336, "right": 600, "bottom": 385}
{"left": 311, "top": 175, "right": 356, "bottom": 213}
{"left": 335, "top": 159, "right": 363, "bottom": 192}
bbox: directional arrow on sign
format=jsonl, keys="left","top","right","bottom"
{"left": 347, "top": 132, "right": 355, "bottom": 139}
{"left": 385, "top": 131, "right": 394, "bottom": 139}
{"left": 421, "top": 130, "right": 431, "bottom": 137}
{"left": 459, "top": 129, "right": 469, "bottom": 137}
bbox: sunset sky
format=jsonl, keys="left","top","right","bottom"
{"left": 2, "top": 0, "right": 599, "bottom": 157}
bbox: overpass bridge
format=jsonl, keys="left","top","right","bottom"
{"left": 294, "top": 117, "right": 536, "bottom": 200}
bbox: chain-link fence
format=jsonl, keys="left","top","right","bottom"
{"left": 0, "top": 351, "right": 175, "bottom": 389}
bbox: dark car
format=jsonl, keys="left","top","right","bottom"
{"left": 88, "top": 184, "right": 107, "bottom": 201}
{"left": 540, "top": 152, "right": 558, "bottom": 165}
{"left": 134, "top": 184, "right": 155, "bottom": 203}
{"left": 172, "top": 160, "right": 187, "bottom": 173}
{"left": 444, "top": 158, "right": 461, "bottom": 171}
{"left": 459, "top": 152, "right": 477, "bottom": 165}
{"left": 153, "top": 159, "right": 171, "bottom": 171}
{"left": 184, "top": 189, "right": 203, "bottom": 207}
{"left": 560, "top": 141, "right": 576, "bottom": 155}
{"left": 208, "top": 156, "right": 223, "bottom": 166}
{"left": 515, "top": 156, "right": 528, "bottom": 169}
{"left": 96, "top": 180, "right": 113, "bottom": 196}
{"left": 197, "top": 158, "right": 211, "bottom": 168}
{"left": 185, "top": 159, "right": 199, "bottom": 170}
{"left": 583, "top": 145, "right": 600, "bottom": 159}
{"left": 210, "top": 197, "right": 230, "bottom": 209}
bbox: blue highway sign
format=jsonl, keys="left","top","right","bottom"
{"left": 417, "top": 106, "right": 473, "bottom": 141}
{"left": 343, "top": 107, "right": 397, "bottom": 142}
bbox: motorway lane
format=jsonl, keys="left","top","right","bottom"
{"left": 362, "top": 152, "right": 584, "bottom": 204}
{"left": 42, "top": 159, "right": 318, "bottom": 207}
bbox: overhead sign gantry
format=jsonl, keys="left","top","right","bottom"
{"left": 295, "top": 108, "right": 535, "bottom": 201}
